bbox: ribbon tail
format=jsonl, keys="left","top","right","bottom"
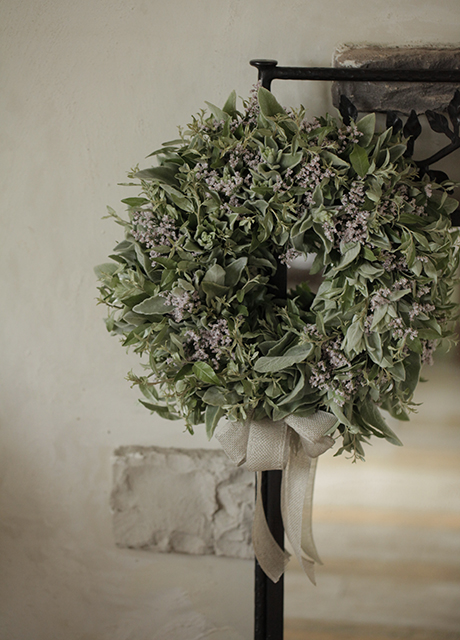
{"left": 300, "top": 455, "right": 322, "bottom": 565}
{"left": 282, "top": 436, "right": 321, "bottom": 585}
{"left": 252, "top": 471, "right": 291, "bottom": 584}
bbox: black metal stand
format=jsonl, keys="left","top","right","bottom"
{"left": 254, "top": 256, "right": 287, "bottom": 640}
{"left": 250, "top": 58, "right": 460, "bottom": 640}
{"left": 254, "top": 470, "right": 284, "bottom": 639}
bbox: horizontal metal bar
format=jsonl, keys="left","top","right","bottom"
{"left": 250, "top": 59, "right": 460, "bottom": 88}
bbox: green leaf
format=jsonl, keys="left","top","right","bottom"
{"left": 358, "top": 262, "right": 384, "bottom": 280}
{"left": 121, "top": 197, "right": 150, "bottom": 207}
{"left": 311, "top": 184, "right": 323, "bottom": 207}
{"left": 365, "top": 332, "right": 383, "bottom": 365}
{"left": 389, "top": 361, "right": 406, "bottom": 382}
{"left": 222, "top": 90, "right": 237, "bottom": 117}
{"left": 254, "top": 343, "right": 313, "bottom": 373}
{"left": 161, "top": 269, "right": 176, "bottom": 288}
{"left": 205, "top": 405, "right": 224, "bottom": 439}
{"left": 123, "top": 311, "right": 147, "bottom": 326}
{"left": 278, "top": 371, "right": 308, "bottom": 405}
{"left": 442, "top": 196, "right": 459, "bottom": 215}
{"left": 343, "top": 321, "right": 365, "bottom": 356}
{"left": 201, "top": 281, "right": 229, "bottom": 298}
{"left": 410, "top": 259, "right": 422, "bottom": 277}
{"left": 371, "top": 303, "right": 389, "bottom": 330}
{"left": 423, "top": 259, "right": 437, "bottom": 283}
{"left": 350, "top": 145, "right": 370, "bottom": 177}
{"left": 363, "top": 247, "right": 377, "bottom": 262}
{"left": 193, "top": 362, "right": 222, "bottom": 386}
{"left": 204, "top": 101, "right": 228, "bottom": 123}
{"left": 417, "top": 328, "right": 442, "bottom": 340}
{"left": 426, "top": 317, "right": 442, "bottom": 335}
{"left": 202, "top": 386, "right": 227, "bottom": 406}
{"left": 335, "top": 243, "right": 361, "bottom": 271}
{"left": 389, "top": 144, "right": 406, "bottom": 163}
{"left": 389, "top": 288, "right": 410, "bottom": 302}
{"left": 203, "top": 263, "right": 226, "bottom": 285}
{"left": 174, "top": 364, "right": 193, "bottom": 382}
{"left": 357, "top": 113, "right": 376, "bottom": 147}
{"left": 310, "top": 251, "right": 325, "bottom": 275}
{"left": 258, "top": 87, "right": 286, "bottom": 117}
{"left": 94, "top": 263, "right": 118, "bottom": 279}
{"left": 150, "top": 255, "right": 175, "bottom": 269}
{"left": 280, "top": 152, "right": 303, "bottom": 170}
{"left": 133, "top": 296, "right": 172, "bottom": 315}
{"left": 329, "top": 402, "right": 355, "bottom": 429}
{"left": 400, "top": 350, "right": 421, "bottom": 397}
{"left": 162, "top": 185, "right": 194, "bottom": 212}
{"left": 150, "top": 325, "right": 168, "bottom": 348}
{"left": 113, "top": 239, "right": 135, "bottom": 255}
{"left": 266, "top": 332, "right": 295, "bottom": 356}
{"left": 202, "top": 263, "right": 229, "bottom": 298}
{"left": 139, "top": 400, "right": 180, "bottom": 420}
{"left": 321, "top": 151, "right": 350, "bottom": 168}
{"left": 146, "top": 145, "right": 181, "bottom": 158}
{"left": 360, "top": 398, "right": 403, "bottom": 446}
{"left": 405, "top": 238, "right": 416, "bottom": 267}
{"left": 135, "top": 166, "right": 179, "bottom": 186}
{"left": 225, "top": 257, "right": 247, "bottom": 287}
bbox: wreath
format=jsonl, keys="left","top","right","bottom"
{"left": 96, "top": 86, "right": 459, "bottom": 461}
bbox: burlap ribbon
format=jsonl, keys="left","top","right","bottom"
{"left": 215, "top": 411, "right": 337, "bottom": 585}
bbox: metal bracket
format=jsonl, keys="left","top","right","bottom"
{"left": 250, "top": 58, "right": 460, "bottom": 640}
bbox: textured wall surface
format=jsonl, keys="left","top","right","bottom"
{"left": 332, "top": 45, "right": 460, "bottom": 114}
{"left": 1, "top": 0, "right": 460, "bottom": 638}
{"left": 111, "top": 447, "right": 254, "bottom": 559}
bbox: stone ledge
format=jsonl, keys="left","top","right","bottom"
{"left": 332, "top": 45, "right": 460, "bottom": 114}
{"left": 111, "top": 446, "right": 254, "bottom": 559}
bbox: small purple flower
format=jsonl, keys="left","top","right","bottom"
{"left": 279, "top": 248, "right": 301, "bottom": 267}
{"left": 309, "top": 337, "right": 356, "bottom": 405}
{"left": 132, "top": 210, "right": 178, "bottom": 263}
{"left": 185, "top": 318, "right": 232, "bottom": 369}
{"left": 160, "top": 289, "right": 199, "bottom": 322}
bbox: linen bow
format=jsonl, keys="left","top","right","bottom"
{"left": 215, "top": 411, "right": 336, "bottom": 584}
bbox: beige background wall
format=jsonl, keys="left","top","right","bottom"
{"left": 1, "top": 1, "right": 459, "bottom": 638}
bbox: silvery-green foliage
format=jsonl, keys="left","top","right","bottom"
{"left": 96, "top": 86, "right": 459, "bottom": 460}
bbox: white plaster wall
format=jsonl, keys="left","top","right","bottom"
{"left": 1, "top": 1, "right": 459, "bottom": 638}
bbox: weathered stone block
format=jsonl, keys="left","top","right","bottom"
{"left": 332, "top": 45, "right": 460, "bottom": 114}
{"left": 111, "top": 446, "right": 254, "bottom": 559}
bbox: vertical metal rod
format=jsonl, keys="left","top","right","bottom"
{"left": 253, "top": 252, "right": 288, "bottom": 638}
{"left": 254, "top": 470, "right": 284, "bottom": 639}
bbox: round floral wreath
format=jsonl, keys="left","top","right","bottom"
{"left": 96, "top": 86, "right": 459, "bottom": 460}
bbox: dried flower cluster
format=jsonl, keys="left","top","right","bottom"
{"left": 185, "top": 319, "right": 232, "bottom": 368}
{"left": 96, "top": 86, "right": 459, "bottom": 460}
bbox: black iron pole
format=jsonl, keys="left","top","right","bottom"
{"left": 254, "top": 260, "right": 286, "bottom": 640}
{"left": 254, "top": 470, "right": 284, "bottom": 639}
{"left": 252, "top": 61, "right": 288, "bottom": 640}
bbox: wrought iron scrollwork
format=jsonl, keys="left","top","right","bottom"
{"left": 340, "top": 90, "right": 460, "bottom": 181}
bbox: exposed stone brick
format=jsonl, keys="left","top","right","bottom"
{"left": 111, "top": 446, "right": 254, "bottom": 559}
{"left": 332, "top": 45, "right": 460, "bottom": 115}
